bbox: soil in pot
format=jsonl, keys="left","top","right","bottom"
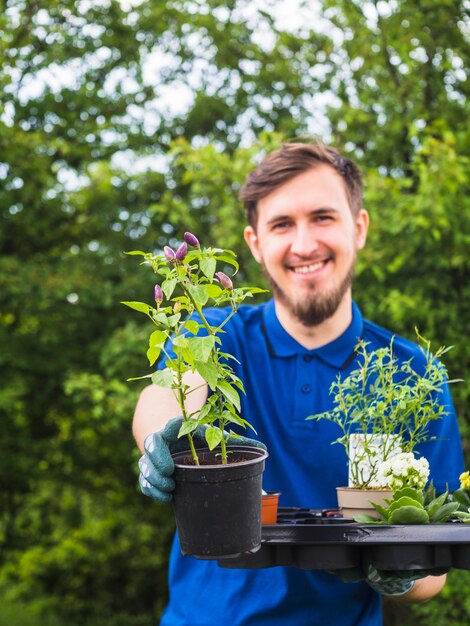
{"left": 172, "top": 445, "right": 268, "bottom": 558}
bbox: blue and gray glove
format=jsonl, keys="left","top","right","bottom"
{"left": 365, "top": 565, "right": 419, "bottom": 596}
{"left": 336, "top": 563, "right": 448, "bottom": 596}
{"left": 138, "top": 417, "right": 267, "bottom": 503}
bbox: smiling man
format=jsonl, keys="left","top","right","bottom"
{"left": 243, "top": 156, "right": 368, "bottom": 345}
{"left": 133, "top": 142, "right": 464, "bottom": 626}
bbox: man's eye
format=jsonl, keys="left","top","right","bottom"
{"left": 272, "top": 221, "right": 290, "bottom": 230}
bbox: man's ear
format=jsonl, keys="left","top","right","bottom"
{"left": 243, "top": 225, "right": 261, "bottom": 263}
{"left": 355, "top": 209, "right": 369, "bottom": 250}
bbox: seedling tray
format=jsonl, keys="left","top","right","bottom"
{"left": 217, "top": 507, "right": 470, "bottom": 572}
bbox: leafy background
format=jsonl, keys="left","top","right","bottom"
{"left": 1, "top": 0, "right": 469, "bottom": 624}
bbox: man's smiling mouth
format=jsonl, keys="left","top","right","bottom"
{"left": 290, "top": 261, "right": 326, "bottom": 274}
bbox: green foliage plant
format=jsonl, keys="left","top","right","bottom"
{"left": 355, "top": 484, "right": 460, "bottom": 525}
{"left": 354, "top": 452, "right": 461, "bottom": 524}
{"left": 307, "top": 334, "right": 458, "bottom": 488}
{"left": 122, "top": 232, "right": 266, "bottom": 466}
{"left": 450, "top": 471, "right": 470, "bottom": 523}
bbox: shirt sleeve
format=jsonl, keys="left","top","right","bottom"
{"left": 415, "top": 380, "right": 465, "bottom": 493}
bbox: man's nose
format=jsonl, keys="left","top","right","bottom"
{"left": 290, "top": 226, "right": 319, "bottom": 256}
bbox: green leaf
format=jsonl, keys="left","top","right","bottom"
{"left": 216, "top": 380, "right": 241, "bottom": 411}
{"left": 219, "top": 351, "right": 240, "bottom": 363}
{"left": 126, "top": 374, "right": 153, "bottom": 382}
{"left": 178, "top": 420, "right": 200, "bottom": 437}
{"left": 147, "top": 345, "right": 161, "bottom": 366}
{"left": 181, "top": 348, "right": 196, "bottom": 366}
{"left": 452, "top": 489, "right": 470, "bottom": 509}
{"left": 121, "top": 301, "right": 153, "bottom": 315}
{"left": 194, "top": 359, "right": 219, "bottom": 389}
{"left": 390, "top": 506, "right": 429, "bottom": 524}
{"left": 205, "top": 426, "right": 223, "bottom": 450}
{"left": 167, "top": 313, "right": 181, "bottom": 327}
{"left": 454, "top": 511, "right": 470, "bottom": 521}
{"left": 172, "top": 335, "right": 188, "bottom": 349}
{"left": 162, "top": 278, "right": 177, "bottom": 300}
{"left": 223, "top": 412, "right": 250, "bottom": 430}
{"left": 151, "top": 369, "right": 173, "bottom": 388}
{"left": 154, "top": 312, "right": 170, "bottom": 327}
{"left": 187, "top": 284, "right": 209, "bottom": 307}
{"left": 425, "top": 491, "right": 448, "bottom": 517}
{"left": 186, "top": 335, "right": 216, "bottom": 362}
{"left": 392, "top": 487, "right": 424, "bottom": 505}
{"left": 197, "top": 403, "right": 213, "bottom": 423}
{"left": 354, "top": 514, "right": 382, "bottom": 523}
{"left": 200, "top": 257, "right": 217, "bottom": 281}
{"left": 183, "top": 319, "right": 201, "bottom": 335}
{"left": 387, "top": 496, "right": 425, "bottom": 514}
{"left": 215, "top": 254, "right": 239, "bottom": 273}
{"left": 148, "top": 329, "right": 168, "bottom": 348}
{"left": 205, "top": 284, "right": 223, "bottom": 299}
{"left": 227, "top": 371, "right": 245, "bottom": 391}
{"left": 240, "top": 287, "right": 269, "bottom": 295}
{"left": 369, "top": 502, "right": 389, "bottom": 520}
{"left": 124, "top": 250, "right": 147, "bottom": 256}
{"left": 429, "top": 502, "right": 460, "bottom": 523}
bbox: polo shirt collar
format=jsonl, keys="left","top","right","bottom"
{"left": 262, "top": 299, "right": 363, "bottom": 369}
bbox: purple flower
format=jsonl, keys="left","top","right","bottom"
{"left": 164, "top": 246, "right": 176, "bottom": 260}
{"left": 154, "top": 284, "right": 163, "bottom": 303}
{"left": 175, "top": 241, "right": 187, "bottom": 261}
{"left": 215, "top": 271, "right": 233, "bottom": 290}
{"left": 184, "top": 232, "right": 200, "bottom": 248}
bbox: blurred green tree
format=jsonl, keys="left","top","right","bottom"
{"left": 0, "top": 0, "right": 469, "bottom": 624}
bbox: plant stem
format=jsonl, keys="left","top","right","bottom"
{"left": 187, "top": 434, "right": 199, "bottom": 466}
{"left": 215, "top": 306, "right": 238, "bottom": 333}
{"left": 183, "top": 286, "right": 214, "bottom": 335}
{"left": 219, "top": 411, "right": 227, "bottom": 464}
{"left": 175, "top": 349, "right": 199, "bottom": 466}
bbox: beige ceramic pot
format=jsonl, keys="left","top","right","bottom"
{"left": 336, "top": 487, "right": 393, "bottom": 520}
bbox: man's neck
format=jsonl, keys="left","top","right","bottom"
{"left": 273, "top": 295, "right": 353, "bottom": 351}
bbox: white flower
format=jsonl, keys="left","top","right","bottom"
{"left": 377, "top": 453, "right": 430, "bottom": 490}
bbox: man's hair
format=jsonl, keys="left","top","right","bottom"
{"left": 239, "top": 142, "right": 363, "bottom": 228}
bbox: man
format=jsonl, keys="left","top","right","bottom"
{"left": 133, "top": 142, "right": 464, "bottom": 625}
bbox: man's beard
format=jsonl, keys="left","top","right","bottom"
{"left": 263, "top": 260, "right": 355, "bottom": 327}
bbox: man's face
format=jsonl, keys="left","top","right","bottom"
{"left": 244, "top": 165, "right": 369, "bottom": 327}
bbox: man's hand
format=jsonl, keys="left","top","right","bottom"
{"left": 138, "top": 417, "right": 266, "bottom": 503}
{"left": 335, "top": 563, "right": 448, "bottom": 597}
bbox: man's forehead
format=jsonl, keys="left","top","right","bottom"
{"left": 256, "top": 169, "right": 351, "bottom": 218}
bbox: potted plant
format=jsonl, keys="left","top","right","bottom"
{"left": 355, "top": 452, "right": 461, "bottom": 524}
{"left": 307, "top": 336, "right": 457, "bottom": 518}
{"left": 122, "top": 232, "right": 269, "bottom": 557}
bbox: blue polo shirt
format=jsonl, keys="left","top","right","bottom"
{"left": 159, "top": 300, "right": 464, "bottom": 626}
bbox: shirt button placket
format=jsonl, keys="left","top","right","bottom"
{"left": 302, "top": 354, "right": 314, "bottom": 394}
{"left": 292, "top": 353, "right": 317, "bottom": 427}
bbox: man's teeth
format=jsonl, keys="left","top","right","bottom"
{"left": 293, "top": 262, "right": 324, "bottom": 274}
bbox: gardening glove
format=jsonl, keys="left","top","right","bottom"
{"left": 334, "top": 563, "right": 448, "bottom": 596}
{"left": 138, "top": 416, "right": 266, "bottom": 504}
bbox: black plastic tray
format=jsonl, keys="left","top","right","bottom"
{"left": 217, "top": 507, "right": 470, "bottom": 572}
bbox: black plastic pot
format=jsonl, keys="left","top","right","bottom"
{"left": 172, "top": 445, "right": 268, "bottom": 558}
